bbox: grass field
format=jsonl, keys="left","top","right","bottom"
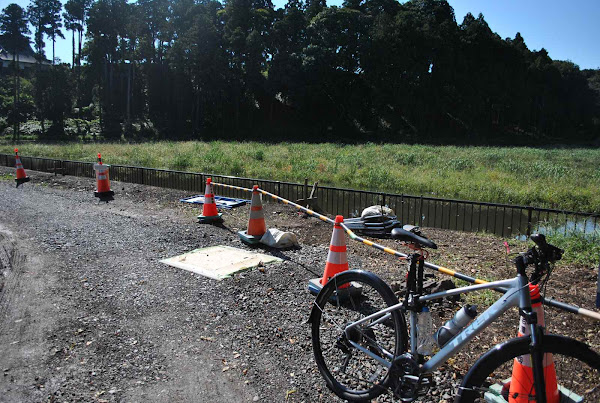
{"left": 1, "top": 142, "right": 599, "bottom": 212}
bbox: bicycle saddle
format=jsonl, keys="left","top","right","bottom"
{"left": 391, "top": 226, "right": 437, "bottom": 249}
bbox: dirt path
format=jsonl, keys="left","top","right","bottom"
{"left": 0, "top": 168, "right": 598, "bottom": 403}
{"left": 0, "top": 174, "right": 262, "bottom": 402}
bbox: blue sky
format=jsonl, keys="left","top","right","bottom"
{"left": 2, "top": 0, "right": 599, "bottom": 69}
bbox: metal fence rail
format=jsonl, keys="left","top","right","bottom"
{"left": 1, "top": 153, "right": 598, "bottom": 238}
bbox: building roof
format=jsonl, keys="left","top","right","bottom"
{"left": 0, "top": 38, "right": 51, "bottom": 65}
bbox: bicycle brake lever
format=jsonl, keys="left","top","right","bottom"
{"left": 530, "top": 233, "right": 563, "bottom": 263}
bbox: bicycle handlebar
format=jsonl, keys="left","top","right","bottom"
{"left": 515, "top": 234, "right": 564, "bottom": 282}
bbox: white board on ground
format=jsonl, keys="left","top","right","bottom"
{"left": 160, "top": 245, "right": 282, "bottom": 280}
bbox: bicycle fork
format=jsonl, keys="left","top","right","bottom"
{"left": 529, "top": 323, "right": 548, "bottom": 403}
{"left": 519, "top": 304, "right": 549, "bottom": 403}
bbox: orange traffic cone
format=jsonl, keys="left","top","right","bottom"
{"left": 14, "top": 148, "right": 30, "bottom": 188}
{"left": 507, "top": 284, "right": 559, "bottom": 403}
{"left": 238, "top": 185, "right": 267, "bottom": 244}
{"left": 308, "top": 216, "right": 362, "bottom": 300}
{"left": 197, "top": 177, "right": 223, "bottom": 223}
{"left": 93, "top": 153, "right": 114, "bottom": 202}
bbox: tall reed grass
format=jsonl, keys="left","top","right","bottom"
{"left": 2, "top": 142, "right": 599, "bottom": 212}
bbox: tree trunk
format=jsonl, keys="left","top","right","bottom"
{"left": 126, "top": 63, "right": 131, "bottom": 136}
{"left": 77, "top": 29, "right": 83, "bottom": 108}
{"left": 72, "top": 30, "right": 75, "bottom": 68}
{"left": 131, "top": 63, "right": 136, "bottom": 117}
{"left": 78, "top": 29, "right": 82, "bottom": 67}
{"left": 13, "top": 51, "right": 17, "bottom": 141}
{"left": 52, "top": 37, "right": 55, "bottom": 64}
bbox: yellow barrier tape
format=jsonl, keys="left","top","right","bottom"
{"left": 211, "top": 182, "right": 489, "bottom": 284}
{"left": 211, "top": 182, "right": 253, "bottom": 193}
{"left": 205, "top": 182, "right": 599, "bottom": 320}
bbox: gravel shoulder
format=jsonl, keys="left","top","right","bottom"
{"left": 0, "top": 167, "right": 598, "bottom": 403}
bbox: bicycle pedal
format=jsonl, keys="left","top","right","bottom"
{"left": 411, "top": 374, "right": 434, "bottom": 398}
{"left": 417, "top": 374, "right": 435, "bottom": 391}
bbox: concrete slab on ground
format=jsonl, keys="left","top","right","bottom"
{"left": 160, "top": 245, "right": 282, "bottom": 280}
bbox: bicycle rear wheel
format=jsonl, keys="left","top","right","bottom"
{"left": 456, "top": 334, "right": 600, "bottom": 403}
{"left": 310, "top": 270, "right": 407, "bottom": 401}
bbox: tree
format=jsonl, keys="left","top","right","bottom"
{"left": 44, "top": 0, "right": 64, "bottom": 63}
{"left": 27, "top": 0, "right": 47, "bottom": 63}
{"left": 305, "top": 0, "right": 326, "bottom": 20}
{"left": 168, "top": 0, "right": 228, "bottom": 135}
{"left": 32, "top": 64, "right": 73, "bottom": 137}
{"left": 0, "top": 3, "right": 31, "bottom": 140}
{"left": 220, "top": 0, "right": 275, "bottom": 129}
{"left": 86, "top": 0, "right": 132, "bottom": 138}
{"left": 269, "top": 0, "right": 308, "bottom": 119}
{"left": 63, "top": 1, "right": 79, "bottom": 67}
{"left": 46, "top": 65, "right": 73, "bottom": 134}
{"left": 63, "top": 0, "right": 91, "bottom": 68}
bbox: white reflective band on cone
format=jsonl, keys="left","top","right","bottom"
{"left": 327, "top": 250, "right": 348, "bottom": 265}
{"left": 94, "top": 163, "right": 109, "bottom": 172}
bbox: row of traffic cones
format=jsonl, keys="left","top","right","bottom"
{"left": 12, "top": 149, "right": 114, "bottom": 202}
{"left": 197, "top": 180, "right": 268, "bottom": 245}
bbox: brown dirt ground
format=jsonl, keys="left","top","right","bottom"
{"left": 1, "top": 167, "right": 598, "bottom": 402}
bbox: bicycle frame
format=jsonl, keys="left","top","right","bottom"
{"left": 343, "top": 274, "right": 532, "bottom": 374}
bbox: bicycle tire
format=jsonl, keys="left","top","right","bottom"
{"left": 310, "top": 270, "right": 408, "bottom": 401}
{"left": 456, "top": 334, "right": 600, "bottom": 403}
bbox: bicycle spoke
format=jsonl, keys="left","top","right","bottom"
{"left": 312, "top": 271, "right": 404, "bottom": 401}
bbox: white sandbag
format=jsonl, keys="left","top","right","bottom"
{"left": 260, "top": 228, "right": 299, "bottom": 248}
{"left": 361, "top": 205, "right": 394, "bottom": 219}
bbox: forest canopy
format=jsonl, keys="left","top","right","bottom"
{"left": 1, "top": 0, "right": 599, "bottom": 144}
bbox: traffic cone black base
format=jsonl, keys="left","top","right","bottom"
{"left": 15, "top": 176, "right": 30, "bottom": 188}
{"left": 307, "top": 277, "right": 363, "bottom": 302}
{"left": 198, "top": 212, "right": 223, "bottom": 224}
{"left": 238, "top": 230, "right": 262, "bottom": 245}
{"left": 94, "top": 190, "right": 115, "bottom": 202}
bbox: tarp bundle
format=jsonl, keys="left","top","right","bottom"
{"left": 342, "top": 205, "right": 402, "bottom": 238}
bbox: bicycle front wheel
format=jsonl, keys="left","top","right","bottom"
{"left": 310, "top": 270, "right": 407, "bottom": 401}
{"left": 456, "top": 334, "right": 600, "bottom": 403}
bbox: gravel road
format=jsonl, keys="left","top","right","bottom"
{"left": 1, "top": 167, "right": 598, "bottom": 403}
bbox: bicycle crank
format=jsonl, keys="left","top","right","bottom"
{"left": 389, "top": 354, "right": 434, "bottom": 402}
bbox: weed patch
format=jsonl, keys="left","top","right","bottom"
{"left": 1, "top": 142, "right": 599, "bottom": 212}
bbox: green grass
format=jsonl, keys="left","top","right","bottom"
{"left": 547, "top": 232, "right": 600, "bottom": 265}
{"left": 1, "top": 141, "right": 599, "bottom": 212}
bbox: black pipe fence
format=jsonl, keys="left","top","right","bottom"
{"left": 2, "top": 153, "right": 598, "bottom": 238}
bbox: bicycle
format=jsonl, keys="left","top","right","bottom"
{"left": 309, "top": 226, "right": 600, "bottom": 402}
